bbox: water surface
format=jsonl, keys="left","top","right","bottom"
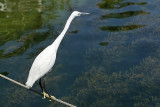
{"left": 0, "top": 0, "right": 160, "bottom": 106}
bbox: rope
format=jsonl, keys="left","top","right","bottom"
{"left": 0, "top": 74, "right": 76, "bottom": 107}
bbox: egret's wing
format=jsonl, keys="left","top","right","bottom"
{"left": 26, "top": 45, "right": 56, "bottom": 87}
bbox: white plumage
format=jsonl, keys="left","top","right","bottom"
{"left": 26, "top": 11, "right": 89, "bottom": 88}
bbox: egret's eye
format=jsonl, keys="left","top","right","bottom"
{"left": 78, "top": 13, "right": 81, "bottom": 16}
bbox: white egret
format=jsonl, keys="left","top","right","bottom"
{"left": 25, "top": 11, "right": 89, "bottom": 100}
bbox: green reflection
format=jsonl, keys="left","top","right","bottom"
{"left": 119, "top": 2, "right": 147, "bottom": 9}
{"left": 0, "top": 31, "right": 50, "bottom": 59}
{"left": 100, "top": 10, "right": 149, "bottom": 19}
{"left": 97, "top": 0, "right": 147, "bottom": 9}
{"left": 99, "top": 25, "right": 145, "bottom": 32}
{"left": 0, "top": 0, "right": 73, "bottom": 59}
{"left": 97, "top": 0, "right": 124, "bottom": 9}
{"left": 0, "top": 0, "right": 43, "bottom": 46}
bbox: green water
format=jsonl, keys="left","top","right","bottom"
{"left": 0, "top": 0, "right": 160, "bottom": 106}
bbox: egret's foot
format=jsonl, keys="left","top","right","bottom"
{"left": 49, "top": 96, "right": 56, "bottom": 101}
{"left": 42, "top": 91, "right": 47, "bottom": 99}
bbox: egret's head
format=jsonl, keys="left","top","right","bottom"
{"left": 73, "top": 11, "right": 90, "bottom": 17}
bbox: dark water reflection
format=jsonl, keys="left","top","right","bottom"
{"left": 99, "top": 42, "right": 109, "bottom": 46}
{"left": 69, "top": 30, "right": 79, "bottom": 34}
{"left": 118, "top": 2, "right": 147, "bottom": 9}
{"left": 0, "top": 72, "right": 9, "bottom": 76}
{"left": 100, "top": 10, "right": 150, "bottom": 19}
{"left": 100, "top": 25, "right": 145, "bottom": 32}
{"left": 97, "top": 0, "right": 147, "bottom": 9}
{"left": 1, "top": 0, "right": 160, "bottom": 107}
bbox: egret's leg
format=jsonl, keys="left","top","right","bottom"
{"left": 43, "top": 75, "right": 55, "bottom": 101}
{"left": 39, "top": 78, "right": 43, "bottom": 92}
{"left": 43, "top": 75, "right": 51, "bottom": 98}
{"left": 39, "top": 78, "right": 46, "bottom": 99}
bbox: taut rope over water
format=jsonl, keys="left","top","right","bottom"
{"left": 0, "top": 74, "right": 76, "bottom": 107}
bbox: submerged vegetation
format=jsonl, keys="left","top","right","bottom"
{"left": 59, "top": 56, "right": 160, "bottom": 107}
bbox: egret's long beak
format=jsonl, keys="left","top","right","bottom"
{"left": 81, "top": 12, "right": 90, "bottom": 15}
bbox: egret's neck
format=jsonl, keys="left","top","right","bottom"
{"left": 60, "top": 15, "right": 75, "bottom": 37}
{"left": 52, "top": 14, "right": 75, "bottom": 51}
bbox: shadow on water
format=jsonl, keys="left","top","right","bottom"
{"left": 99, "top": 25, "right": 145, "bottom": 32}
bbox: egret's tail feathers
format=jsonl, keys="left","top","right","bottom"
{"left": 25, "top": 80, "right": 34, "bottom": 88}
